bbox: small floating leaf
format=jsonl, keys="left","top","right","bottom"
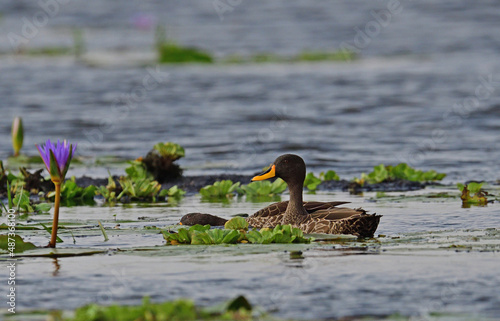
{"left": 224, "top": 217, "right": 249, "bottom": 230}
{"left": 458, "top": 182, "right": 488, "bottom": 206}
{"left": 0, "top": 235, "right": 37, "bottom": 253}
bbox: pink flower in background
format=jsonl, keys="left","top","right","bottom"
{"left": 131, "top": 13, "right": 156, "bottom": 31}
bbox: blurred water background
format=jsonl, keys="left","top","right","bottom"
{"left": 1, "top": 1, "right": 499, "bottom": 182}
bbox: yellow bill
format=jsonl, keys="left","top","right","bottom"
{"left": 251, "top": 165, "right": 276, "bottom": 181}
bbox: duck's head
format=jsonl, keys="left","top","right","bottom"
{"left": 251, "top": 154, "right": 306, "bottom": 186}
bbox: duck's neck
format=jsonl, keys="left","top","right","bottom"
{"left": 283, "top": 180, "right": 308, "bottom": 225}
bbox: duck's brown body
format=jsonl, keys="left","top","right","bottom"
{"left": 247, "top": 201, "right": 380, "bottom": 237}
{"left": 180, "top": 154, "right": 381, "bottom": 238}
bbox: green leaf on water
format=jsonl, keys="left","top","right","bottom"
{"left": 0, "top": 234, "right": 37, "bottom": 253}
{"left": 224, "top": 217, "right": 249, "bottom": 230}
{"left": 163, "top": 223, "right": 310, "bottom": 245}
{"left": 221, "top": 230, "right": 240, "bottom": 244}
{"left": 458, "top": 182, "right": 487, "bottom": 206}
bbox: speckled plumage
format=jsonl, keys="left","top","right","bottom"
{"left": 246, "top": 200, "right": 381, "bottom": 238}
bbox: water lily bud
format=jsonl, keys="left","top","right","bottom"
{"left": 11, "top": 117, "right": 24, "bottom": 157}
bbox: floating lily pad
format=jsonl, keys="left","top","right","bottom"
{"left": 0, "top": 223, "right": 41, "bottom": 230}
{"left": 0, "top": 234, "right": 37, "bottom": 253}
{"left": 7, "top": 247, "right": 108, "bottom": 258}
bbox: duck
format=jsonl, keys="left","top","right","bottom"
{"left": 180, "top": 154, "right": 381, "bottom": 237}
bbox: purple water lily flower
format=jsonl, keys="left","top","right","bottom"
{"left": 36, "top": 139, "right": 77, "bottom": 183}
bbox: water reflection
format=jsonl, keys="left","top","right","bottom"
{"left": 52, "top": 258, "right": 61, "bottom": 277}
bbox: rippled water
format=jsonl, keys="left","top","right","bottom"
{"left": 1, "top": 1, "right": 499, "bottom": 320}
{"left": 1, "top": 0, "right": 500, "bottom": 182}
{"left": 1, "top": 190, "right": 499, "bottom": 320}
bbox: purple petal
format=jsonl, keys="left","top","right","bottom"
{"left": 36, "top": 144, "right": 50, "bottom": 171}
{"left": 36, "top": 139, "right": 77, "bottom": 178}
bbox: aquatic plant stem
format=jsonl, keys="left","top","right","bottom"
{"left": 49, "top": 182, "right": 61, "bottom": 248}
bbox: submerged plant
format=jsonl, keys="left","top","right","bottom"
{"left": 11, "top": 117, "right": 23, "bottom": 157}
{"left": 157, "top": 42, "right": 214, "bottom": 64}
{"left": 141, "top": 142, "right": 185, "bottom": 182}
{"left": 225, "top": 49, "right": 357, "bottom": 64}
{"left": 457, "top": 182, "right": 488, "bottom": 206}
{"left": 72, "top": 28, "right": 85, "bottom": 59}
{"left": 36, "top": 139, "right": 76, "bottom": 248}
{"left": 295, "top": 49, "right": 357, "bottom": 62}
{"left": 156, "top": 25, "right": 213, "bottom": 64}
{"left": 200, "top": 180, "right": 240, "bottom": 200}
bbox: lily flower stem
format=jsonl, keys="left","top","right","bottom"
{"left": 49, "top": 182, "right": 61, "bottom": 248}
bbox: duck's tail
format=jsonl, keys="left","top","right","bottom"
{"left": 335, "top": 213, "right": 382, "bottom": 238}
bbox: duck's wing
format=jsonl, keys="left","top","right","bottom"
{"left": 247, "top": 201, "right": 354, "bottom": 228}
{"left": 299, "top": 213, "right": 382, "bottom": 238}
{"left": 309, "top": 206, "right": 367, "bottom": 220}
{"left": 250, "top": 201, "right": 350, "bottom": 217}
{"left": 303, "top": 201, "right": 351, "bottom": 214}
